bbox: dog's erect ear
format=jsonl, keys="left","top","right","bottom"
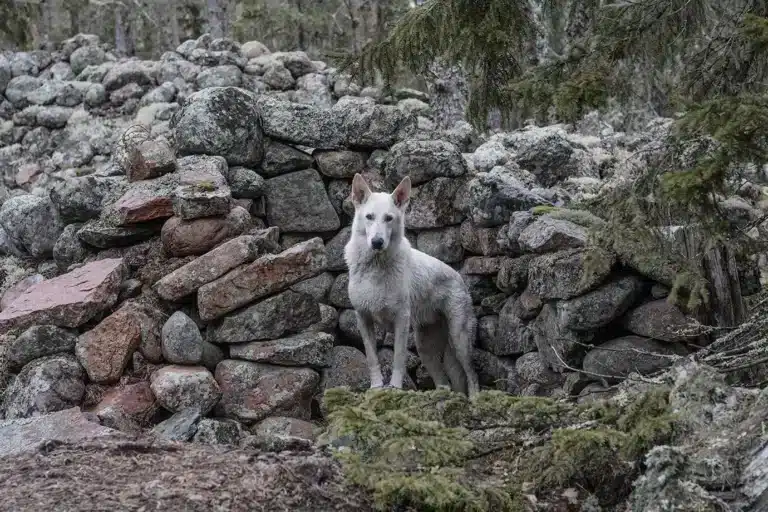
{"left": 391, "top": 176, "right": 411, "bottom": 209}
{"left": 351, "top": 173, "right": 372, "bottom": 206}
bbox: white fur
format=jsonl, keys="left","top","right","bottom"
{"left": 344, "top": 174, "right": 480, "bottom": 396}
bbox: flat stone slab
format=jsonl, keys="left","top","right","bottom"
{"left": 154, "top": 229, "right": 279, "bottom": 302}
{"left": 197, "top": 237, "right": 326, "bottom": 321}
{"left": 0, "top": 258, "right": 125, "bottom": 333}
{"left": 0, "top": 408, "right": 122, "bottom": 458}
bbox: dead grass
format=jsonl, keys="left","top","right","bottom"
{"left": 0, "top": 439, "right": 372, "bottom": 512}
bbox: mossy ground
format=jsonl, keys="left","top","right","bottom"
{"left": 321, "top": 386, "right": 678, "bottom": 511}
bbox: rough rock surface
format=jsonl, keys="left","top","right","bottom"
{"left": 0, "top": 258, "right": 124, "bottom": 332}
{"left": 214, "top": 360, "right": 320, "bottom": 424}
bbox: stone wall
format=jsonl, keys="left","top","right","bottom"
{"left": 0, "top": 32, "right": 764, "bottom": 443}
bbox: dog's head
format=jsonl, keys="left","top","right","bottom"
{"left": 350, "top": 173, "right": 411, "bottom": 252}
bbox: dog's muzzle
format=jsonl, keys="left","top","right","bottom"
{"left": 371, "top": 237, "right": 384, "bottom": 250}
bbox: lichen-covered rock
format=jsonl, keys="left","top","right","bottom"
{"left": 531, "top": 303, "right": 594, "bottom": 370}
{"left": 1, "top": 354, "right": 85, "bottom": 420}
{"left": 161, "top": 311, "right": 204, "bottom": 364}
{"left": 464, "top": 167, "right": 548, "bottom": 227}
{"left": 172, "top": 184, "right": 232, "bottom": 220}
{"left": 557, "top": 275, "right": 643, "bottom": 331}
{"left": 264, "top": 169, "right": 340, "bottom": 232}
{"left": 221, "top": 168, "right": 262, "bottom": 202}
{"left": 197, "top": 237, "right": 327, "bottom": 321}
{"left": 1, "top": 274, "right": 44, "bottom": 310}
{"left": 496, "top": 255, "right": 533, "bottom": 294}
{"left": 6, "top": 325, "right": 77, "bottom": 371}
{"left": 78, "top": 220, "right": 161, "bottom": 249}
{"left": 515, "top": 351, "right": 566, "bottom": 396}
{"left": 260, "top": 139, "right": 314, "bottom": 177}
{"left": 214, "top": 360, "right": 319, "bottom": 424}
{"left": 486, "top": 296, "right": 536, "bottom": 356}
{"left": 405, "top": 177, "right": 465, "bottom": 230}
{"left": 229, "top": 332, "right": 334, "bottom": 367}
{"left": 314, "top": 150, "right": 367, "bottom": 179}
{"left": 383, "top": 139, "right": 467, "bottom": 188}
{"left": 173, "top": 86, "right": 264, "bottom": 167}
{"left": 459, "top": 221, "right": 506, "bottom": 256}
{"left": 0, "top": 195, "right": 64, "bottom": 258}
{"left": 257, "top": 96, "right": 342, "bottom": 148}
{"left": 582, "top": 336, "right": 688, "bottom": 383}
{"left": 209, "top": 290, "right": 321, "bottom": 344}
{"left": 50, "top": 176, "right": 127, "bottom": 224}
{"left": 527, "top": 248, "right": 615, "bottom": 300}
{"left": 150, "top": 365, "right": 222, "bottom": 415}
{"left": 192, "top": 418, "right": 244, "bottom": 445}
{"left": 332, "top": 96, "right": 414, "bottom": 149}
{"left": 320, "top": 346, "right": 371, "bottom": 395}
{"left": 150, "top": 407, "right": 202, "bottom": 441}
{"left": 623, "top": 299, "right": 697, "bottom": 342}
{"left": 518, "top": 216, "right": 588, "bottom": 253}
{"left": 416, "top": 226, "right": 464, "bottom": 263}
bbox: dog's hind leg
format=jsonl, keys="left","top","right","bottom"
{"left": 414, "top": 323, "right": 451, "bottom": 390}
{"left": 356, "top": 311, "right": 384, "bottom": 388}
{"left": 447, "top": 313, "right": 481, "bottom": 397}
{"left": 443, "top": 344, "right": 467, "bottom": 394}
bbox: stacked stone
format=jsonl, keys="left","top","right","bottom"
{"left": 0, "top": 32, "right": 765, "bottom": 448}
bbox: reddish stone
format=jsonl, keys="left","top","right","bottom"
{"left": 0, "top": 274, "right": 44, "bottom": 311}
{"left": 110, "top": 187, "right": 174, "bottom": 225}
{"left": 0, "top": 258, "right": 125, "bottom": 333}
{"left": 154, "top": 229, "right": 280, "bottom": 302}
{"left": 197, "top": 237, "right": 327, "bottom": 321}
{"left": 214, "top": 360, "right": 319, "bottom": 425}
{"left": 91, "top": 381, "right": 157, "bottom": 423}
{"left": 76, "top": 307, "right": 143, "bottom": 383}
{"left": 161, "top": 206, "right": 251, "bottom": 258}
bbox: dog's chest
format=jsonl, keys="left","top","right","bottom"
{"left": 347, "top": 269, "right": 407, "bottom": 317}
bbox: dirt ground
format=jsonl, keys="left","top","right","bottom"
{"left": 0, "top": 438, "right": 373, "bottom": 512}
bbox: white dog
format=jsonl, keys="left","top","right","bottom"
{"left": 343, "top": 173, "right": 480, "bottom": 397}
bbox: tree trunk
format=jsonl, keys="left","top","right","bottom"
{"left": 704, "top": 244, "right": 746, "bottom": 328}
{"left": 114, "top": 4, "right": 128, "bottom": 55}
{"left": 206, "top": 0, "right": 224, "bottom": 38}
{"left": 426, "top": 60, "right": 468, "bottom": 130}
{"left": 169, "top": 0, "right": 181, "bottom": 47}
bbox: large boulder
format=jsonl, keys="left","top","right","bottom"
{"left": 173, "top": 87, "right": 264, "bottom": 167}
{"left": 264, "top": 169, "right": 340, "bottom": 232}
{"left": 209, "top": 290, "right": 320, "bottom": 344}
{"left": 150, "top": 366, "right": 222, "bottom": 415}
{"left": 6, "top": 325, "right": 78, "bottom": 371}
{"left": 582, "top": 335, "right": 689, "bottom": 383}
{"left": 464, "top": 167, "right": 549, "bottom": 227}
{"left": 383, "top": 140, "right": 467, "bottom": 188}
{"left": 527, "top": 248, "right": 615, "bottom": 300}
{"left": 623, "top": 299, "right": 697, "bottom": 342}
{"left": 0, "top": 195, "right": 64, "bottom": 258}
{"left": 1, "top": 355, "right": 85, "bottom": 420}
{"left": 557, "top": 275, "right": 643, "bottom": 331}
{"left": 229, "top": 332, "right": 334, "bottom": 367}
{"left": 214, "top": 360, "right": 320, "bottom": 424}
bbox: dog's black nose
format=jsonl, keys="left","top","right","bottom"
{"left": 371, "top": 238, "right": 384, "bottom": 250}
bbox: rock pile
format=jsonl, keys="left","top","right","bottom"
{"left": 0, "top": 33, "right": 765, "bottom": 449}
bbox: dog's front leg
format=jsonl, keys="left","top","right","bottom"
{"left": 389, "top": 312, "right": 411, "bottom": 389}
{"left": 356, "top": 311, "right": 384, "bottom": 388}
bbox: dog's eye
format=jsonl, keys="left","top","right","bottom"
{"left": 365, "top": 213, "right": 374, "bottom": 220}
{"left": 384, "top": 214, "right": 393, "bottom": 222}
